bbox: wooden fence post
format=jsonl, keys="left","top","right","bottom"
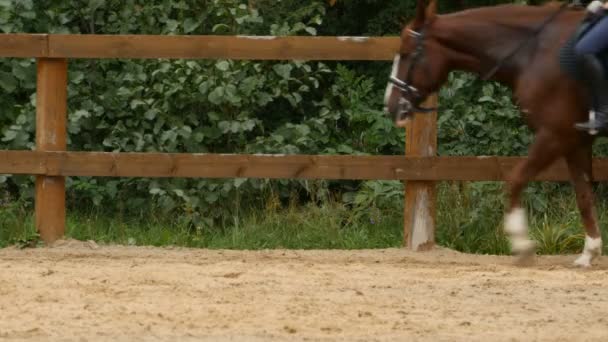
{"left": 404, "top": 94, "right": 438, "bottom": 251}
{"left": 35, "top": 58, "right": 68, "bottom": 244}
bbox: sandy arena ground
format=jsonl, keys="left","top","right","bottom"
{"left": 1, "top": 240, "right": 608, "bottom": 342}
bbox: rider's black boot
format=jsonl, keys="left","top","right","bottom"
{"left": 575, "top": 54, "right": 608, "bottom": 133}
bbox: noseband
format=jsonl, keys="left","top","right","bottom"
{"left": 388, "top": 28, "right": 437, "bottom": 113}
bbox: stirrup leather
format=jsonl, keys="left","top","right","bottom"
{"left": 589, "top": 109, "right": 599, "bottom": 135}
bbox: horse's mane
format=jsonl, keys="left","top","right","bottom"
{"left": 441, "top": 2, "right": 581, "bottom": 32}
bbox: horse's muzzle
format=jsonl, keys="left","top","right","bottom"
{"left": 393, "top": 97, "right": 414, "bottom": 127}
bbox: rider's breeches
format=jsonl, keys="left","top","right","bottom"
{"left": 576, "top": 15, "right": 608, "bottom": 55}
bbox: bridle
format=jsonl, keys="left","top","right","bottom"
{"left": 388, "top": 28, "right": 437, "bottom": 114}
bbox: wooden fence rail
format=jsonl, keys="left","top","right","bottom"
{"left": 2, "top": 151, "right": 608, "bottom": 181}
{"left": 0, "top": 34, "right": 400, "bottom": 60}
{"left": 0, "top": 34, "right": 601, "bottom": 249}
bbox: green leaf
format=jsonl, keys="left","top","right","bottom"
{"left": 70, "top": 71, "right": 85, "bottom": 84}
{"left": 256, "top": 92, "right": 273, "bottom": 106}
{"left": 273, "top": 64, "right": 292, "bottom": 79}
{"left": 16, "top": 114, "right": 27, "bottom": 125}
{"left": 130, "top": 99, "right": 146, "bottom": 109}
{"left": 19, "top": 11, "right": 35, "bottom": 19}
{"left": 198, "top": 80, "right": 211, "bottom": 94}
{"left": 218, "top": 121, "right": 230, "bottom": 133}
{"left": 224, "top": 84, "right": 240, "bottom": 105}
{"left": 212, "top": 23, "right": 230, "bottom": 33}
{"left": 165, "top": 19, "right": 179, "bottom": 32}
{"left": 242, "top": 120, "right": 256, "bottom": 131}
{"left": 230, "top": 121, "right": 240, "bottom": 133}
{"left": 183, "top": 18, "right": 201, "bottom": 33}
{"left": 0, "top": 71, "right": 17, "bottom": 92}
{"left": 240, "top": 76, "right": 259, "bottom": 95}
{"left": 89, "top": 0, "right": 106, "bottom": 11}
{"left": 234, "top": 178, "right": 247, "bottom": 188}
{"left": 205, "top": 192, "right": 219, "bottom": 203}
{"left": 20, "top": 0, "right": 33, "bottom": 9}
{"left": 144, "top": 108, "right": 159, "bottom": 120}
{"left": 305, "top": 27, "right": 317, "bottom": 36}
{"left": 116, "top": 87, "right": 132, "bottom": 97}
{"left": 73, "top": 109, "right": 90, "bottom": 119}
{"left": 150, "top": 188, "right": 165, "bottom": 195}
{"left": 215, "top": 61, "right": 230, "bottom": 72}
{"left": 2, "top": 130, "right": 17, "bottom": 142}
{"left": 208, "top": 86, "right": 224, "bottom": 105}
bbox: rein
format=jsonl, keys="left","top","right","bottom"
{"left": 481, "top": 3, "right": 569, "bottom": 80}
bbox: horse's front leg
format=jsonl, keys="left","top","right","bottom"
{"left": 565, "top": 145, "right": 603, "bottom": 268}
{"left": 504, "top": 130, "right": 565, "bottom": 264}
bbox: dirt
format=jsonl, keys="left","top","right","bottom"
{"left": 1, "top": 239, "right": 608, "bottom": 341}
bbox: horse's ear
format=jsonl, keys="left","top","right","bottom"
{"left": 414, "top": 0, "right": 428, "bottom": 26}
{"left": 426, "top": 0, "right": 437, "bottom": 20}
{"left": 414, "top": 0, "right": 437, "bottom": 27}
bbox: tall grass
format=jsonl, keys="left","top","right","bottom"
{"left": 1, "top": 181, "right": 607, "bottom": 255}
{"left": 0, "top": 200, "right": 36, "bottom": 247}
{"left": 435, "top": 181, "right": 600, "bottom": 255}
{"left": 62, "top": 201, "right": 404, "bottom": 250}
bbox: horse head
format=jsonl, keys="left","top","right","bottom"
{"left": 384, "top": 0, "right": 449, "bottom": 127}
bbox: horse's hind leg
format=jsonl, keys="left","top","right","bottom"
{"left": 565, "top": 144, "right": 603, "bottom": 267}
{"left": 504, "top": 130, "right": 566, "bottom": 264}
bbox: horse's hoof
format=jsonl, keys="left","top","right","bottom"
{"left": 574, "top": 255, "right": 592, "bottom": 268}
{"left": 574, "top": 236, "right": 603, "bottom": 268}
{"left": 573, "top": 252, "right": 598, "bottom": 268}
{"left": 514, "top": 251, "right": 536, "bottom": 266}
{"left": 512, "top": 239, "right": 536, "bottom": 266}
{"left": 512, "top": 239, "right": 536, "bottom": 255}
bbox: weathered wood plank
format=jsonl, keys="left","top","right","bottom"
{"left": 1, "top": 151, "right": 607, "bottom": 181}
{"left": 47, "top": 35, "right": 400, "bottom": 60}
{"left": 35, "top": 58, "right": 68, "bottom": 244}
{"left": 404, "top": 95, "right": 438, "bottom": 251}
{"left": 0, "top": 34, "right": 48, "bottom": 57}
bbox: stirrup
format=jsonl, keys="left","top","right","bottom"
{"left": 575, "top": 121, "right": 604, "bottom": 134}
{"left": 575, "top": 110, "right": 604, "bottom": 134}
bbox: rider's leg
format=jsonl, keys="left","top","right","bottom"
{"left": 574, "top": 16, "right": 608, "bottom": 132}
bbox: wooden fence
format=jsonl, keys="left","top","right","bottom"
{"left": 1, "top": 34, "right": 607, "bottom": 249}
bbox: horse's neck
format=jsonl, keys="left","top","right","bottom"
{"left": 431, "top": 8, "right": 557, "bottom": 86}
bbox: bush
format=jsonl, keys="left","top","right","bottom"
{"left": 0, "top": 0, "right": 404, "bottom": 230}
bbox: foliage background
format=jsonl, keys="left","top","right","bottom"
{"left": 1, "top": 0, "right": 607, "bottom": 252}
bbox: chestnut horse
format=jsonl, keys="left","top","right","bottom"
{"left": 385, "top": 1, "right": 603, "bottom": 267}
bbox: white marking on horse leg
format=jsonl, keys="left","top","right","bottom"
{"left": 384, "top": 54, "right": 401, "bottom": 109}
{"left": 504, "top": 207, "right": 536, "bottom": 257}
{"left": 504, "top": 207, "right": 528, "bottom": 236}
{"left": 574, "top": 235, "right": 603, "bottom": 268}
